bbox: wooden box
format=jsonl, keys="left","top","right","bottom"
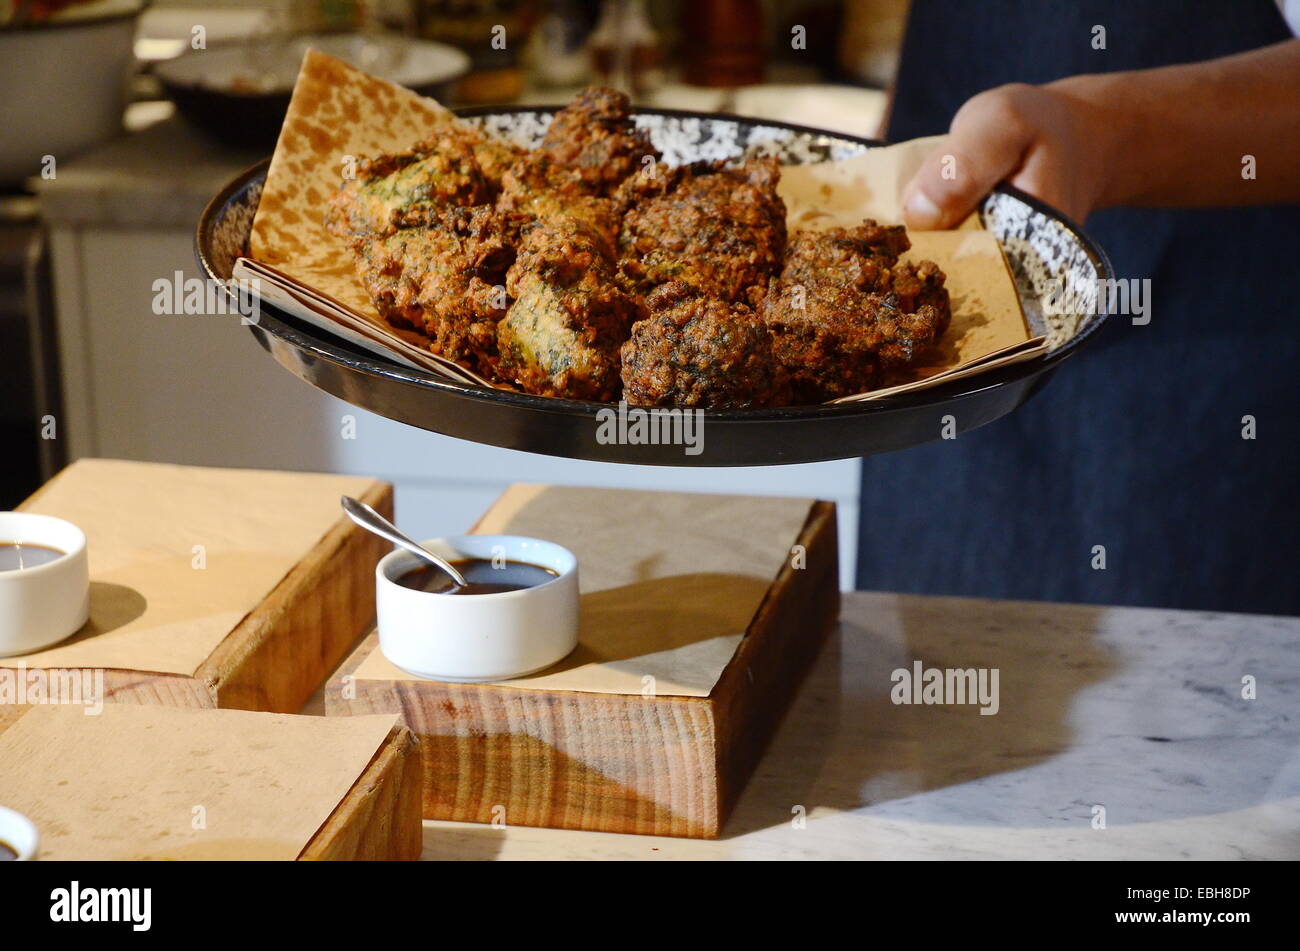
{"left": 7, "top": 459, "right": 391, "bottom": 713}
{"left": 0, "top": 703, "right": 423, "bottom": 860}
{"left": 299, "top": 726, "right": 424, "bottom": 860}
{"left": 326, "top": 486, "right": 840, "bottom": 839}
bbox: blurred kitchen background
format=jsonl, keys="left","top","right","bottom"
{"left": 1, "top": 0, "right": 914, "bottom": 586}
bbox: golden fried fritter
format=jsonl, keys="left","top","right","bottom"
{"left": 349, "top": 206, "right": 519, "bottom": 374}
{"left": 621, "top": 282, "right": 789, "bottom": 409}
{"left": 885, "top": 259, "right": 951, "bottom": 330}
{"left": 759, "top": 221, "right": 951, "bottom": 402}
{"left": 497, "top": 218, "right": 643, "bottom": 402}
{"left": 494, "top": 98, "right": 651, "bottom": 401}
{"left": 460, "top": 126, "right": 527, "bottom": 191}
{"left": 493, "top": 86, "right": 653, "bottom": 251}
{"left": 326, "top": 128, "right": 495, "bottom": 239}
{"left": 774, "top": 222, "right": 909, "bottom": 278}
{"left": 872, "top": 297, "right": 950, "bottom": 369}
{"left": 497, "top": 152, "right": 621, "bottom": 253}
{"left": 617, "top": 157, "right": 787, "bottom": 306}
{"left": 780, "top": 223, "right": 949, "bottom": 328}
{"left": 537, "top": 86, "right": 658, "bottom": 195}
{"left": 759, "top": 279, "right": 885, "bottom": 402}
{"left": 778, "top": 221, "right": 909, "bottom": 287}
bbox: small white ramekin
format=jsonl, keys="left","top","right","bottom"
{"left": 0, "top": 805, "right": 39, "bottom": 860}
{"left": 376, "top": 534, "right": 579, "bottom": 682}
{"left": 0, "top": 512, "right": 90, "bottom": 657}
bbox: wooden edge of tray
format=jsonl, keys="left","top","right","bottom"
{"left": 199, "top": 479, "right": 393, "bottom": 711}
{"left": 298, "top": 724, "right": 424, "bottom": 861}
{"left": 17, "top": 468, "right": 393, "bottom": 714}
{"left": 710, "top": 500, "right": 841, "bottom": 828}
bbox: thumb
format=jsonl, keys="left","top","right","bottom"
{"left": 901, "top": 86, "right": 1036, "bottom": 230}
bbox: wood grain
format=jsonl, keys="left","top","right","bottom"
{"left": 16, "top": 474, "right": 392, "bottom": 714}
{"left": 326, "top": 499, "right": 839, "bottom": 839}
{"left": 300, "top": 725, "right": 424, "bottom": 861}
{"left": 713, "top": 502, "right": 840, "bottom": 820}
{"left": 0, "top": 706, "right": 422, "bottom": 861}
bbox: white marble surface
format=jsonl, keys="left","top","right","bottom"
{"left": 410, "top": 591, "right": 1300, "bottom": 860}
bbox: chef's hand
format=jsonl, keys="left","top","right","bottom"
{"left": 900, "top": 82, "right": 1112, "bottom": 229}
{"left": 900, "top": 40, "right": 1300, "bottom": 230}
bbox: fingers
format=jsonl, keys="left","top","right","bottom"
{"left": 901, "top": 84, "right": 1038, "bottom": 230}
{"left": 1008, "top": 146, "right": 1086, "bottom": 223}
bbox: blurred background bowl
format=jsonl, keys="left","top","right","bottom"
{"left": 0, "top": 0, "right": 144, "bottom": 185}
{"left": 154, "top": 31, "right": 470, "bottom": 148}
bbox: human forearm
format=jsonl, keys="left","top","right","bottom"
{"left": 901, "top": 39, "right": 1300, "bottom": 229}
{"left": 1054, "top": 40, "right": 1300, "bottom": 210}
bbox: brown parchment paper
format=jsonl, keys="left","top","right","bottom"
{"left": 0, "top": 704, "right": 397, "bottom": 860}
{"left": 247, "top": 55, "right": 1029, "bottom": 388}
{"left": 248, "top": 49, "right": 465, "bottom": 326}
{"left": 353, "top": 485, "right": 816, "bottom": 697}
{"left": 4, "top": 459, "right": 377, "bottom": 676}
{"left": 774, "top": 135, "right": 977, "bottom": 232}
{"left": 778, "top": 135, "right": 982, "bottom": 231}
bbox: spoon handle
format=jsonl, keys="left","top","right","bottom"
{"left": 340, "top": 496, "right": 468, "bottom": 588}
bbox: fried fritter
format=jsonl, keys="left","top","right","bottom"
{"left": 871, "top": 296, "right": 950, "bottom": 369}
{"left": 493, "top": 86, "right": 653, "bottom": 252}
{"left": 349, "top": 206, "right": 519, "bottom": 374}
{"left": 494, "top": 104, "right": 648, "bottom": 401}
{"left": 779, "top": 221, "right": 910, "bottom": 287}
{"left": 781, "top": 224, "right": 949, "bottom": 325}
{"left": 759, "top": 221, "right": 951, "bottom": 402}
{"left": 885, "top": 259, "right": 951, "bottom": 329}
{"left": 538, "top": 86, "right": 658, "bottom": 195}
{"left": 326, "top": 128, "right": 495, "bottom": 239}
{"left": 497, "top": 218, "right": 643, "bottom": 402}
{"left": 621, "top": 282, "right": 789, "bottom": 409}
{"left": 617, "top": 157, "right": 787, "bottom": 306}
{"left": 497, "top": 152, "right": 621, "bottom": 253}
{"left": 460, "top": 126, "right": 527, "bottom": 191}
{"left": 759, "top": 279, "right": 885, "bottom": 402}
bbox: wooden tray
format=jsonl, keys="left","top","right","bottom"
{"left": 10, "top": 459, "right": 391, "bottom": 713}
{"left": 300, "top": 726, "right": 423, "bottom": 860}
{"left": 0, "top": 704, "right": 423, "bottom": 860}
{"left": 325, "top": 488, "right": 839, "bottom": 839}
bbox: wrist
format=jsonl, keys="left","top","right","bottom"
{"left": 1048, "top": 72, "right": 1142, "bottom": 211}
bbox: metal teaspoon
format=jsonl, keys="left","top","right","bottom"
{"left": 340, "top": 496, "right": 468, "bottom": 590}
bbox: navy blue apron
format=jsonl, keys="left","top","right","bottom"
{"left": 858, "top": 0, "right": 1299, "bottom": 613}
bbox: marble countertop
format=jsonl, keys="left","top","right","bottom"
{"left": 409, "top": 591, "right": 1300, "bottom": 860}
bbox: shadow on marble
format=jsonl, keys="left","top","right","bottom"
{"left": 724, "top": 596, "right": 1119, "bottom": 836}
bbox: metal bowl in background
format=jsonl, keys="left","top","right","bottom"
{"left": 156, "top": 32, "right": 470, "bottom": 148}
{"left": 196, "top": 109, "right": 1113, "bottom": 467}
{"left": 0, "top": 1, "right": 144, "bottom": 185}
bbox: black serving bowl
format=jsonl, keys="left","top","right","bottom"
{"left": 196, "top": 108, "right": 1113, "bottom": 467}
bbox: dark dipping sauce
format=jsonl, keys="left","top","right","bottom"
{"left": 0, "top": 542, "right": 65, "bottom": 571}
{"left": 397, "top": 557, "right": 559, "bottom": 595}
